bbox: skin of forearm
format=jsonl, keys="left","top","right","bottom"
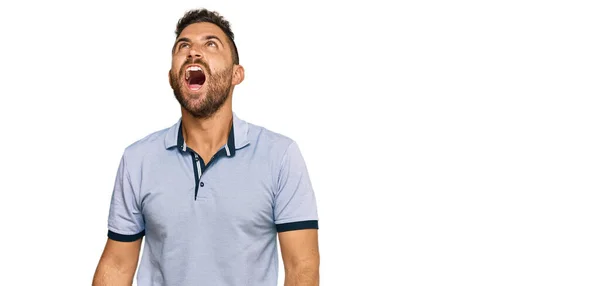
{"left": 284, "top": 263, "right": 319, "bottom": 286}
{"left": 92, "top": 258, "right": 136, "bottom": 286}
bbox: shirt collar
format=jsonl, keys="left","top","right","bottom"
{"left": 164, "top": 112, "right": 250, "bottom": 156}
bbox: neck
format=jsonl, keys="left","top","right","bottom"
{"left": 180, "top": 101, "right": 233, "bottom": 156}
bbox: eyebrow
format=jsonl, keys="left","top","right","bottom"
{"left": 203, "top": 35, "right": 224, "bottom": 47}
{"left": 172, "top": 37, "right": 191, "bottom": 53}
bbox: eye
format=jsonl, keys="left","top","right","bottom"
{"left": 179, "top": 42, "right": 190, "bottom": 49}
{"left": 206, "top": 41, "right": 217, "bottom": 48}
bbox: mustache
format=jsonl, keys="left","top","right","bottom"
{"left": 181, "top": 58, "right": 210, "bottom": 75}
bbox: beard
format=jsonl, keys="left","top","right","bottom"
{"left": 169, "top": 59, "right": 233, "bottom": 119}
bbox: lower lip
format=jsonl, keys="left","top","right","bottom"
{"left": 187, "top": 83, "right": 203, "bottom": 91}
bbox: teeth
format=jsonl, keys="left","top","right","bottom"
{"left": 186, "top": 66, "right": 202, "bottom": 72}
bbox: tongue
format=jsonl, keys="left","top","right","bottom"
{"left": 189, "top": 84, "right": 202, "bottom": 90}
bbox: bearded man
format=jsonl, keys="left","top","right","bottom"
{"left": 93, "top": 8, "right": 320, "bottom": 286}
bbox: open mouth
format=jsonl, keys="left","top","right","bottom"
{"left": 185, "top": 65, "right": 206, "bottom": 91}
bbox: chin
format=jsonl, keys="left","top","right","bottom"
{"left": 183, "top": 91, "right": 206, "bottom": 101}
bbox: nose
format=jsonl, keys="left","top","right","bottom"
{"left": 188, "top": 46, "right": 202, "bottom": 59}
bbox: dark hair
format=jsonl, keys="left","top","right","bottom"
{"left": 175, "top": 9, "right": 239, "bottom": 64}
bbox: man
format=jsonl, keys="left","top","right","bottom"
{"left": 92, "top": 9, "right": 320, "bottom": 286}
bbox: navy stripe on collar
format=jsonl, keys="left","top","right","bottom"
{"left": 177, "top": 120, "right": 236, "bottom": 157}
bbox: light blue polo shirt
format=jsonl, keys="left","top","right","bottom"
{"left": 106, "top": 113, "right": 319, "bottom": 286}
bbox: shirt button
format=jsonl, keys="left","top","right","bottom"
{"left": 200, "top": 182, "right": 205, "bottom": 187}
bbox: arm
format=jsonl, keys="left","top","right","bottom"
{"left": 92, "top": 238, "right": 142, "bottom": 285}
{"left": 274, "top": 141, "right": 320, "bottom": 285}
{"left": 279, "top": 229, "right": 320, "bottom": 286}
{"left": 94, "top": 152, "right": 145, "bottom": 285}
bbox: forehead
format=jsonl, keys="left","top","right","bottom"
{"left": 178, "top": 22, "right": 228, "bottom": 42}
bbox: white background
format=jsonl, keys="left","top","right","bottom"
{"left": 0, "top": 0, "right": 598, "bottom": 285}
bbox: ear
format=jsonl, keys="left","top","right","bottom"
{"left": 231, "top": 65, "right": 245, "bottom": 86}
{"left": 168, "top": 70, "right": 175, "bottom": 89}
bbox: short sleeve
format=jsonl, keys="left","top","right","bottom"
{"left": 274, "top": 141, "right": 319, "bottom": 232}
{"left": 107, "top": 153, "right": 145, "bottom": 242}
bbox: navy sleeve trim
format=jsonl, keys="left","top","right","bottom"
{"left": 276, "top": 220, "right": 319, "bottom": 232}
{"left": 108, "top": 230, "right": 145, "bottom": 242}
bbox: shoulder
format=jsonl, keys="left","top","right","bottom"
{"left": 242, "top": 120, "right": 310, "bottom": 175}
{"left": 246, "top": 121, "right": 297, "bottom": 157}
{"left": 121, "top": 123, "right": 174, "bottom": 163}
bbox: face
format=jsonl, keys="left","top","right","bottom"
{"left": 169, "top": 22, "right": 242, "bottom": 119}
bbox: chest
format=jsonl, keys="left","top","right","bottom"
{"left": 138, "top": 156, "right": 276, "bottom": 237}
